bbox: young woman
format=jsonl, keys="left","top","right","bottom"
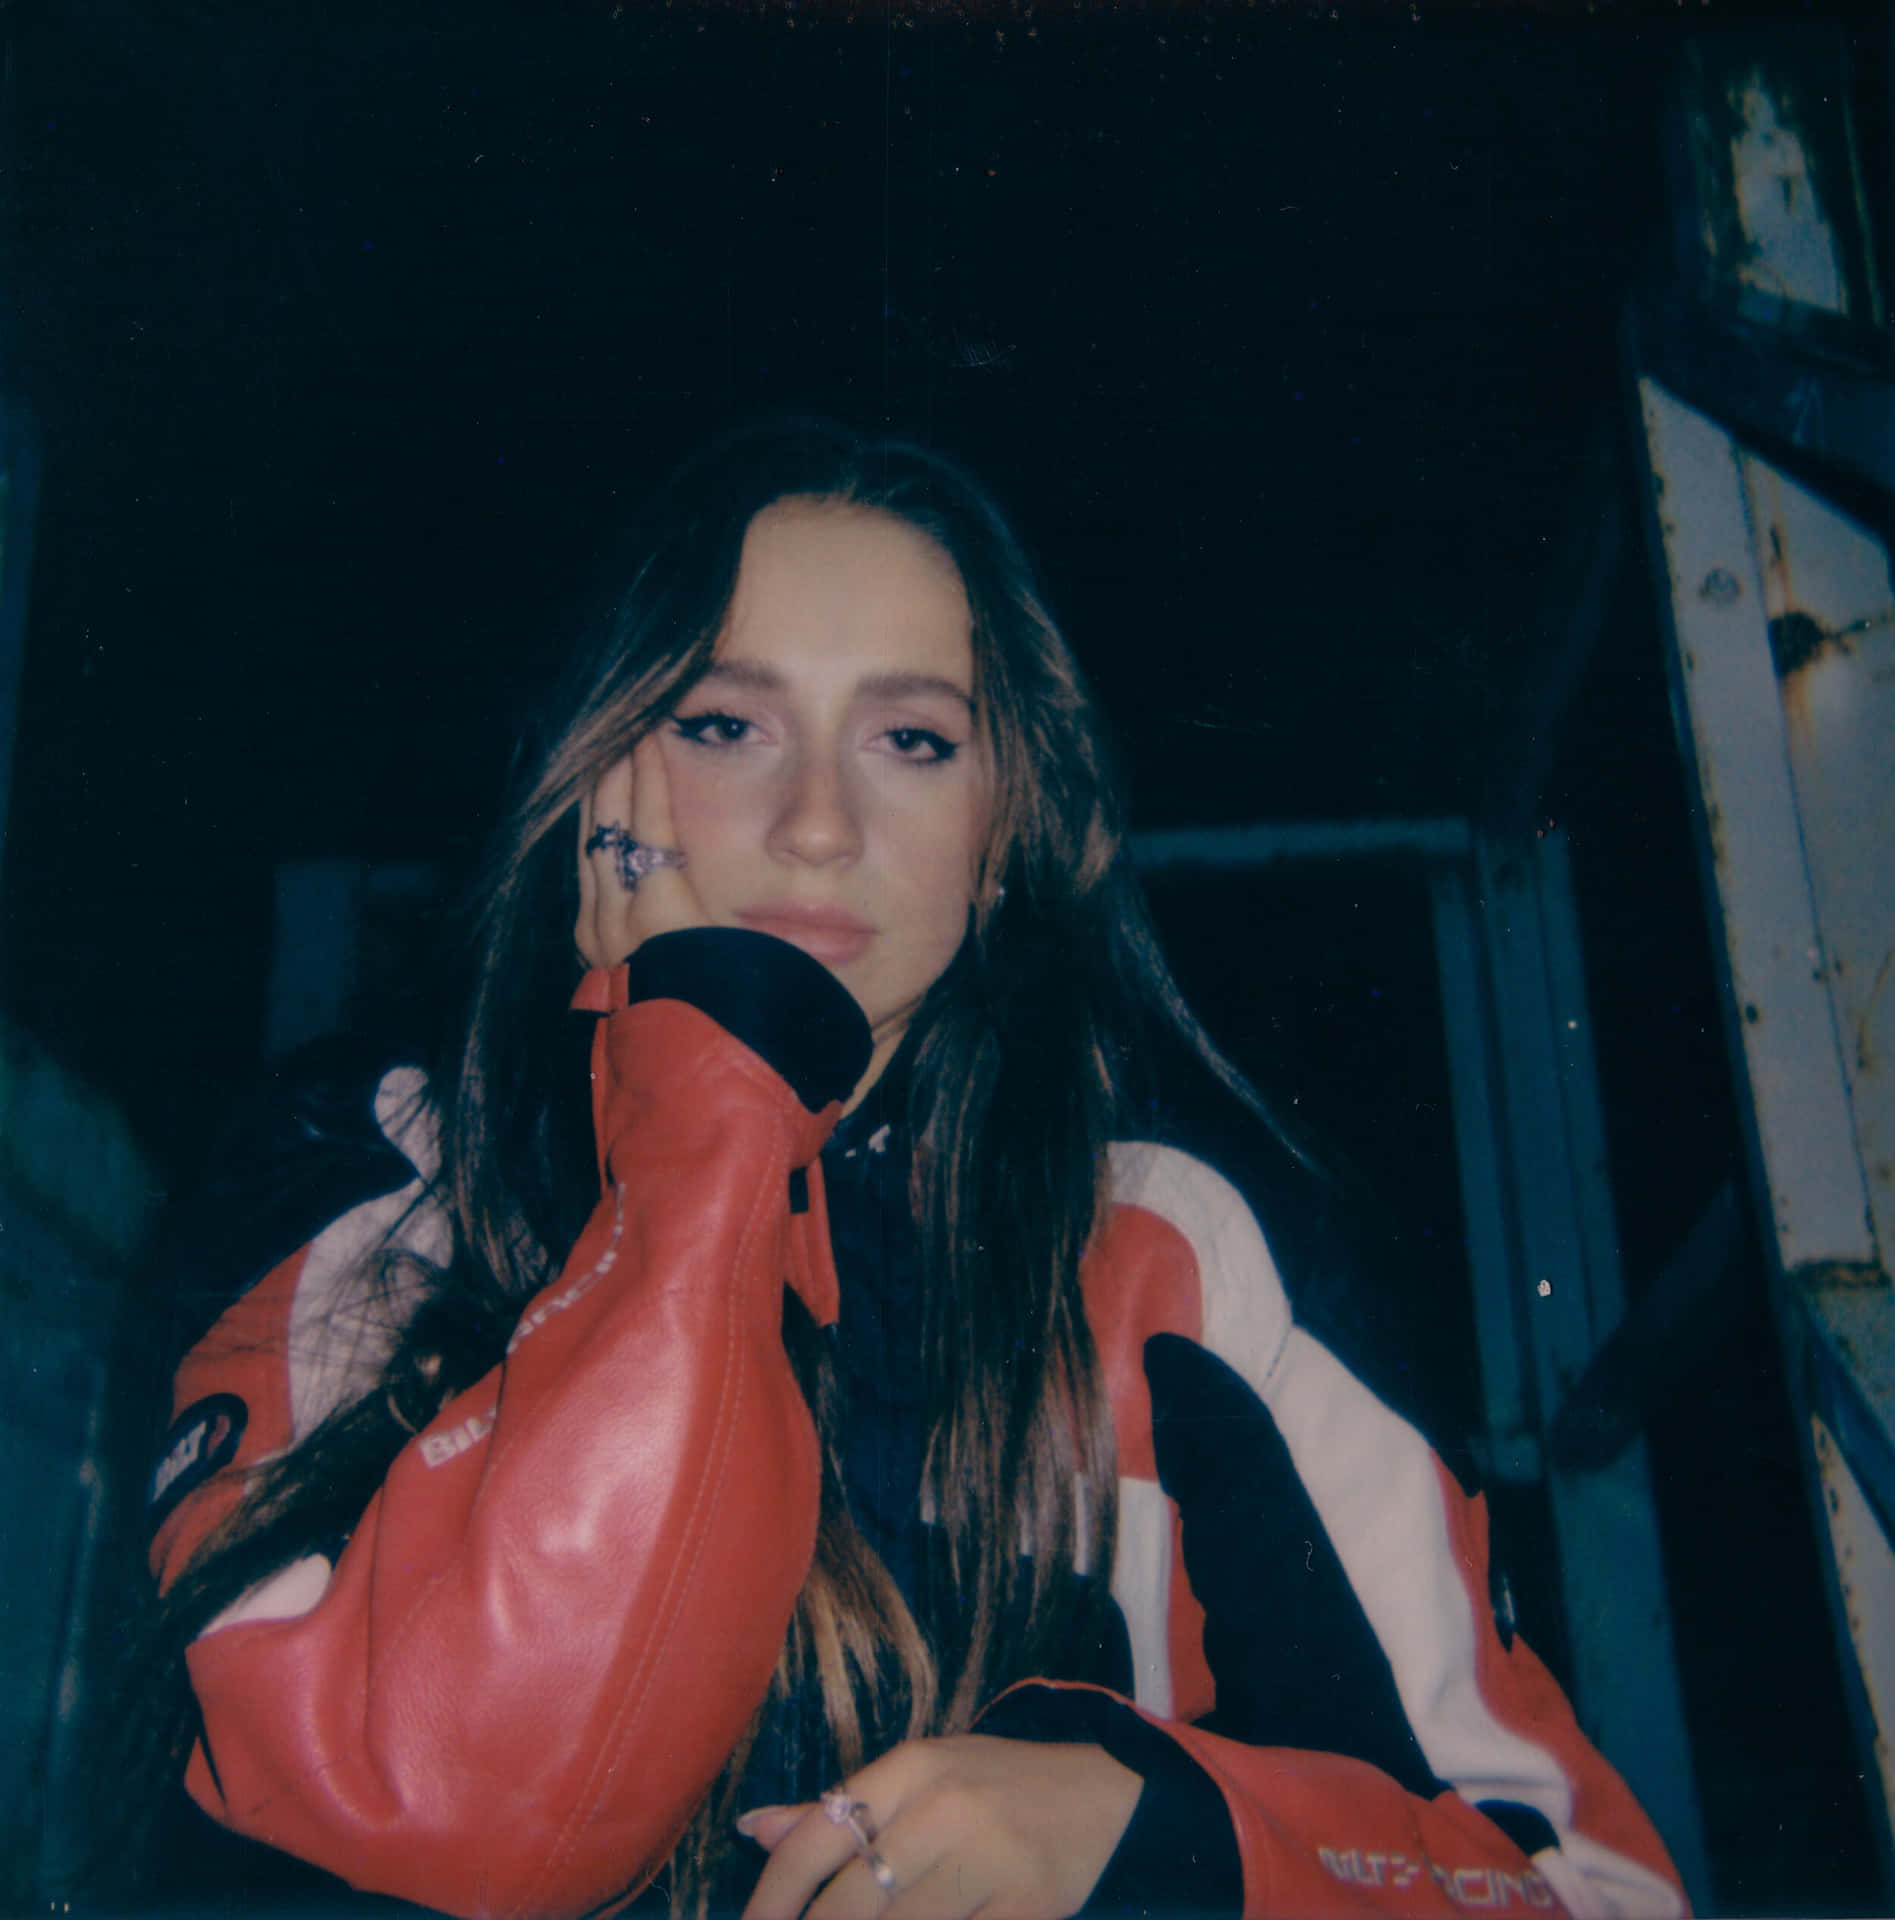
{"left": 143, "top": 421, "right": 1685, "bottom": 1919}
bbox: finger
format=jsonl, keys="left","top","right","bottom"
{"left": 805, "top": 1828, "right": 960, "bottom": 1920}
{"left": 628, "top": 730, "right": 678, "bottom": 850}
{"left": 622, "top": 730, "right": 703, "bottom": 940}
{"left": 574, "top": 779, "right": 600, "bottom": 966}
{"left": 591, "top": 752, "right": 637, "bottom": 843}
{"left": 740, "top": 1802, "right": 870, "bottom": 1920}
{"left": 735, "top": 1803, "right": 807, "bottom": 1853}
{"left": 576, "top": 754, "right": 638, "bottom": 970}
{"left": 754, "top": 1791, "right": 954, "bottom": 1920}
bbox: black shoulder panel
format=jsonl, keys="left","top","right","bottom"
{"left": 1145, "top": 1331, "right": 1450, "bottom": 1800}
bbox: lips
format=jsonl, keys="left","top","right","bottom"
{"left": 736, "top": 903, "right": 875, "bottom": 967}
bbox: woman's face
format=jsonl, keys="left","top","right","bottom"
{"left": 660, "top": 497, "right": 989, "bottom": 1089}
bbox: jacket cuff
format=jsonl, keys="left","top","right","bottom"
{"left": 613, "top": 928, "right": 874, "bottom": 1113}
{"left": 976, "top": 1684, "right": 1243, "bottom": 1917}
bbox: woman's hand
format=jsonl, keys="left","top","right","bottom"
{"left": 574, "top": 735, "right": 707, "bottom": 969}
{"left": 737, "top": 1735, "right": 1141, "bottom": 1920}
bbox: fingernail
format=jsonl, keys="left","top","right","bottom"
{"left": 734, "top": 1810, "right": 762, "bottom": 1838}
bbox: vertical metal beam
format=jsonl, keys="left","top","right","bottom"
{"left": 1475, "top": 828, "right": 1710, "bottom": 1905}
{"left": 1427, "top": 858, "right": 1539, "bottom": 1483}
{"left": 1536, "top": 831, "right": 1631, "bottom": 1346}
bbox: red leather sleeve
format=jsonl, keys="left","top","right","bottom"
{"left": 173, "top": 988, "right": 840, "bottom": 1919}
{"left": 1163, "top": 1720, "right": 1585, "bottom": 1915}
{"left": 989, "top": 1674, "right": 1680, "bottom": 1919}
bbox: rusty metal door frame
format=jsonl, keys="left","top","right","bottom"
{"left": 1629, "top": 363, "right": 1895, "bottom": 1897}
{"left": 1626, "top": 28, "right": 1894, "bottom": 1897}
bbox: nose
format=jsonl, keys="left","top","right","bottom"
{"left": 766, "top": 748, "right": 863, "bottom": 867}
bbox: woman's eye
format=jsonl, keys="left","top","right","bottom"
{"left": 672, "top": 712, "right": 753, "bottom": 747}
{"left": 884, "top": 727, "right": 959, "bottom": 764}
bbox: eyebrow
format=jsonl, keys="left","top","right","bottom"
{"left": 694, "top": 660, "right": 974, "bottom": 709}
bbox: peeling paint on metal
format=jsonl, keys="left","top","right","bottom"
{"left": 1860, "top": 947, "right": 1895, "bottom": 1078}
{"left": 1686, "top": 51, "right": 1854, "bottom": 318}
{"left": 1808, "top": 1414, "right": 1895, "bottom": 1823}
{"left": 1769, "top": 608, "right": 1832, "bottom": 676}
{"left": 1790, "top": 1258, "right": 1891, "bottom": 1294}
{"left": 1725, "top": 76, "right": 1849, "bottom": 315}
{"left": 1638, "top": 379, "right": 1878, "bottom": 1270}
{"left": 1738, "top": 442, "right": 1895, "bottom": 1266}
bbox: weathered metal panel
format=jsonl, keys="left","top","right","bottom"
{"left": 1800, "top": 1275, "right": 1895, "bottom": 1557}
{"left": 1637, "top": 367, "right": 1895, "bottom": 1887}
{"left": 1811, "top": 1413, "right": 1895, "bottom": 1853}
{"left": 1739, "top": 452, "right": 1895, "bottom": 1272}
{"left": 1636, "top": 376, "right": 1877, "bottom": 1270}
{"left": 1673, "top": 32, "right": 1884, "bottom": 331}
{"left": 1716, "top": 67, "right": 1850, "bottom": 316}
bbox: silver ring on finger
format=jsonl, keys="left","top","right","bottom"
{"left": 583, "top": 822, "right": 687, "bottom": 895}
{"left": 821, "top": 1788, "right": 899, "bottom": 1899}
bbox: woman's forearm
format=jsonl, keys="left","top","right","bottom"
{"left": 173, "top": 982, "right": 853, "bottom": 1919}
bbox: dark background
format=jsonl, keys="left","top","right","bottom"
{"left": 2, "top": 0, "right": 1889, "bottom": 1909}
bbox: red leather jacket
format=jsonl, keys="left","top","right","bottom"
{"left": 150, "top": 936, "right": 1685, "bottom": 1919}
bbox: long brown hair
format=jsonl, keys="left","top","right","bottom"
{"left": 141, "top": 419, "right": 1280, "bottom": 1909}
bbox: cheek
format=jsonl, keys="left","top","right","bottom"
{"left": 657, "top": 744, "right": 757, "bottom": 856}
{"left": 888, "top": 792, "right": 985, "bottom": 924}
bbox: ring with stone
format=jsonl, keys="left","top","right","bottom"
{"left": 583, "top": 822, "right": 687, "bottom": 894}
{"left": 820, "top": 1787, "right": 899, "bottom": 1897}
